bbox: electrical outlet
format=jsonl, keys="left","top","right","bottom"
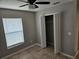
{"left": 30, "top": 41, "right": 33, "bottom": 43}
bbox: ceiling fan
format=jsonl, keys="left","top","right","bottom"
{"left": 18, "top": 0, "right": 50, "bottom": 9}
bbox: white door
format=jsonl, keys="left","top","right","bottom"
{"left": 54, "top": 13, "right": 61, "bottom": 54}
{"left": 40, "top": 16, "right": 46, "bottom": 48}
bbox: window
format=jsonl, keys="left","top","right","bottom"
{"left": 2, "top": 18, "right": 24, "bottom": 49}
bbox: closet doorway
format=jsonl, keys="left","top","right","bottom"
{"left": 41, "top": 13, "right": 61, "bottom": 54}
{"left": 45, "top": 15, "right": 54, "bottom": 47}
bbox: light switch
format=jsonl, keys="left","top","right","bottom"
{"left": 68, "top": 32, "right": 72, "bottom": 36}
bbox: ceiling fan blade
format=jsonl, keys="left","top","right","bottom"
{"left": 17, "top": 0, "right": 28, "bottom": 3}
{"left": 34, "top": 4, "right": 39, "bottom": 8}
{"left": 35, "top": 1, "right": 50, "bottom": 4}
{"left": 19, "top": 4, "right": 29, "bottom": 7}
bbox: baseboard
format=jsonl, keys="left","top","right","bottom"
{"left": 60, "top": 52, "right": 74, "bottom": 59}
{"left": 35, "top": 43, "right": 41, "bottom": 47}
{"left": 2, "top": 43, "right": 74, "bottom": 59}
{"left": 1, "top": 43, "right": 40, "bottom": 59}
{"left": 74, "top": 50, "right": 79, "bottom": 59}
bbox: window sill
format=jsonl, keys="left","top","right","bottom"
{"left": 7, "top": 42, "right": 24, "bottom": 49}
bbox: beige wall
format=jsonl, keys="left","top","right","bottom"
{"left": 0, "top": 8, "right": 37, "bottom": 58}
{"left": 36, "top": 1, "right": 76, "bottom": 56}
{"left": 74, "top": 1, "right": 79, "bottom": 59}
{"left": 77, "top": 14, "right": 79, "bottom": 50}
{"left": 77, "top": 2, "right": 79, "bottom": 50}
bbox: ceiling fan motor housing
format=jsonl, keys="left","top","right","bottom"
{"left": 29, "top": 5, "right": 36, "bottom": 9}
{"left": 28, "top": 0, "right": 36, "bottom": 4}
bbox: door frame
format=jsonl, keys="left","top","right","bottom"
{"left": 40, "top": 12, "right": 61, "bottom": 54}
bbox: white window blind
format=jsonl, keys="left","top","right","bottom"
{"left": 3, "top": 18, "right": 24, "bottom": 48}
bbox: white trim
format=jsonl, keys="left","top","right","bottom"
{"left": 44, "top": 12, "right": 61, "bottom": 16}
{"left": 74, "top": 50, "right": 79, "bottom": 59}
{"left": 35, "top": 43, "right": 41, "bottom": 47}
{"left": 60, "top": 52, "right": 74, "bottom": 59}
{"left": 54, "top": 13, "right": 61, "bottom": 54}
{"left": 1, "top": 43, "right": 40, "bottom": 59}
{"left": 74, "top": 0, "right": 78, "bottom": 52}
{"left": 40, "top": 12, "right": 61, "bottom": 54}
{"left": 40, "top": 15, "right": 46, "bottom": 48}
{"left": 75, "top": 50, "right": 79, "bottom": 57}
{"left": 53, "top": 14, "right": 57, "bottom": 53}
{"left": 74, "top": 13, "right": 78, "bottom": 52}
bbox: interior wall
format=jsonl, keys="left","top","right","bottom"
{"left": 36, "top": 1, "right": 76, "bottom": 56}
{"left": 77, "top": 13, "right": 79, "bottom": 50}
{"left": 0, "top": 8, "right": 37, "bottom": 58}
{"left": 74, "top": 0, "right": 79, "bottom": 58}
{"left": 77, "top": 0, "right": 79, "bottom": 50}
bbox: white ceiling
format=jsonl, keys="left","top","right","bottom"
{"left": 0, "top": 0, "right": 73, "bottom": 12}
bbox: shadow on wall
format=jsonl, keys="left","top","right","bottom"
{"left": 77, "top": 0, "right": 79, "bottom": 11}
